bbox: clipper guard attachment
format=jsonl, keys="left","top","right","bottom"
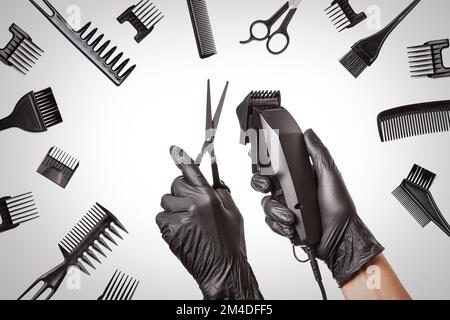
{"left": 408, "top": 39, "right": 450, "bottom": 78}
{"left": 37, "top": 146, "right": 79, "bottom": 188}
{"left": 0, "top": 192, "right": 39, "bottom": 233}
{"left": 98, "top": 270, "right": 139, "bottom": 300}
{"left": 325, "top": 0, "right": 367, "bottom": 32}
{"left": 29, "top": 0, "right": 136, "bottom": 86}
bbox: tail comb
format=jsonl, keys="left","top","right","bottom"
{"left": 19, "top": 203, "right": 127, "bottom": 300}
{"left": 377, "top": 100, "right": 450, "bottom": 142}
{"left": 37, "top": 146, "right": 79, "bottom": 188}
{"left": 187, "top": 0, "right": 217, "bottom": 59}
{"left": 408, "top": 39, "right": 450, "bottom": 78}
{"left": 30, "top": 0, "right": 136, "bottom": 86}
{"left": 393, "top": 164, "right": 450, "bottom": 237}
{"left": 0, "top": 192, "right": 39, "bottom": 233}
{"left": 325, "top": 0, "right": 367, "bottom": 32}
{"left": 98, "top": 270, "right": 139, "bottom": 300}
{"left": 0, "top": 23, "right": 44, "bottom": 74}
{"left": 118, "top": 0, "right": 164, "bottom": 43}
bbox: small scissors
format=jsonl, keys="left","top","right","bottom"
{"left": 195, "top": 80, "right": 229, "bottom": 191}
{"left": 240, "top": 0, "right": 302, "bottom": 55}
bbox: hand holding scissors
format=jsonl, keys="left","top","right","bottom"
{"left": 241, "top": 0, "right": 302, "bottom": 55}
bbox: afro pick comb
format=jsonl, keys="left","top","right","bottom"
{"left": 393, "top": 164, "right": 450, "bottom": 238}
{"left": 0, "top": 192, "right": 38, "bottom": 234}
{"left": 0, "top": 87, "right": 62, "bottom": 133}
{"left": 0, "top": 23, "right": 44, "bottom": 74}
{"left": 98, "top": 270, "right": 139, "bottom": 300}
{"left": 408, "top": 39, "right": 450, "bottom": 78}
{"left": 19, "top": 203, "right": 127, "bottom": 300}
{"left": 117, "top": 0, "right": 164, "bottom": 43}
{"left": 37, "top": 146, "right": 79, "bottom": 189}
{"left": 325, "top": 0, "right": 367, "bottom": 32}
{"left": 29, "top": 0, "right": 136, "bottom": 86}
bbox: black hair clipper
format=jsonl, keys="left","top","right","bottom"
{"left": 237, "top": 91, "right": 326, "bottom": 299}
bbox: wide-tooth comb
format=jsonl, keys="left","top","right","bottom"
{"left": 377, "top": 100, "right": 450, "bottom": 142}
{"left": 0, "top": 23, "right": 44, "bottom": 75}
{"left": 187, "top": 0, "right": 217, "bottom": 59}
{"left": 0, "top": 192, "right": 39, "bottom": 233}
{"left": 392, "top": 164, "right": 450, "bottom": 237}
{"left": 118, "top": 0, "right": 164, "bottom": 43}
{"left": 37, "top": 146, "right": 80, "bottom": 188}
{"left": 325, "top": 0, "right": 367, "bottom": 32}
{"left": 29, "top": 0, "right": 136, "bottom": 86}
{"left": 98, "top": 270, "right": 139, "bottom": 300}
{"left": 19, "top": 203, "right": 127, "bottom": 300}
{"left": 408, "top": 39, "right": 450, "bottom": 78}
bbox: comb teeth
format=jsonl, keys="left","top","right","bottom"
{"left": 340, "top": 48, "right": 368, "bottom": 78}
{"left": 34, "top": 88, "right": 62, "bottom": 129}
{"left": 0, "top": 24, "right": 44, "bottom": 75}
{"left": 99, "top": 270, "right": 139, "bottom": 300}
{"left": 325, "top": 0, "right": 367, "bottom": 32}
{"left": 392, "top": 185, "right": 432, "bottom": 228}
{"left": 406, "top": 164, "right": 436, "bottom": 190}
{"left": 408, "top": 39, "right": 450, "bottom": 78}
{"left": 5, "top": 192, "right": 39, "bottom": 226}
{"left": 377, "top": 100, "right": 450, "bottom": 142}
{"left": 59, "top": 204, "right": 127, "bottom": 273}
{"left": 133, "top": 0, "right": 164, "bottom": 28}
{"left": 37, "top": 146, "right": 80, "bottom": 188}
{"left": 187, "top": 0, "right": 217, "bottom": 59}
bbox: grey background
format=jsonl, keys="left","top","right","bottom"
{"left": 0, "top": 0, "right": 449, "bottom": 300}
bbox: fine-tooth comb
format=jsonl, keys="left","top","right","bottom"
{"left": 340, "top": 0, "right": 421, "bottom": 78}
{"left": 408, "top": 39, "right": 450, "bottom": 78}
{"left": 29, "top": 0, "right": 136, "bottom": 86}
{"left": 0, "top": 87, "right": 62, "bottom": 133}
{"left": 0, "top": 192, "right": 39, "bottom": 234}
{"left": 377, "top": 100, "right": 450, "bottom": 142}
{"left": 393, "top": 164, "right": 450, "bottom": 238}
{"left": 37, "top": 146, "right": 80, "bottom": 188}
{"left": 19, "top": 203, "right": 127, "bottom": 300}
{"left": 98, "top": 270, "right": 139, "bottom": 300}
{"left": 187, "top": 0, "right": 217, "bottom": 59}
{"left": 0, "top": 23, "right": 44, "bottom": 75}
{"left": 117, "top": 0, "right": 164, "bottom": 43}
{"left": 325, "top": 0, "right": 367, "bottom": 32}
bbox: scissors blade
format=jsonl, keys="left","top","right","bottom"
{"left": 212, "top": 81, "right": 229, "bottom": 130}
{"left": 289, "top": 0, "right": 302, "bottom": 9}
{"left": 206, "top": 79, "right": 213, "bottom": 132}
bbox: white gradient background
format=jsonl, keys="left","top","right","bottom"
{"left": 0, "top": 0, "right": 449, "bottom": 300}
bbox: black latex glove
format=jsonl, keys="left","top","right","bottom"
{"left": 156, "top": 146, "right": 263, "bottom": 300}
{"left": 251, "top": 129, "right": 384, "bottom": 286}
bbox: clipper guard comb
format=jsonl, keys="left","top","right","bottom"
{"left": 37, "top": 146, "right": 79, "bottom": 188}
{"left": 325, "top": 0, "right": 367, "bottom": 32}
{"left": 29, "top": 0, "right": 136, "bottom": 86}
{"left": 98, "top": 270, "right": 139, "bottom": 300}
{"left": 408, "top": 39, "right": 450, "bottom": 78}
{"left": 0, "top": 192, "right": 39, "bottom": 233}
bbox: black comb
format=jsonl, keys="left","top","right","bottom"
{"left": 325, "top": 0, "right": 367, "bottom": 32}
{"left": 377, "top": 100, "right": 450, "bottom": 142}
{"left": 117, "top": 0, "right": 164, "bottom": 43}
{"left": 19, "top": 203, "right": 127, "bottom": 300}
{"left": 29, "top": 0, "right": 136, "bottom": 86}
{"left": 393, "top": 164, "right": 450, "bottom": 237}
{"left": 0, "top": 23, "right": 44, "bottom": 75}
{"left": 98, "top": 270, "right": 139, "bottom": 300}
{"left": 0, "top": 192, "right": 39, "bottom": 234}
{"left": 37, "top": 146, "right": 80, "bottom": 188}
{"left": 408, "top": 39, "right": 450, "bottom": 78}
{"left": 0, "top": 87, "right": 62, "bottom": 133}
{"left": 187, "top": 0, "right": 217, "bottom": 59}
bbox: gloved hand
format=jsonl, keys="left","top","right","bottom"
{"left": 251, "top": 129, "right": 384, "bottom": 286}
{"left": 156, "top": 146, "right": 263, "bottom": 300}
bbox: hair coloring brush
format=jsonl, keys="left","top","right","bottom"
{"left": 0, "top": 88, "right": 62, "bottom": 133}
{"left": 0, "top": 192, "right": 38, "bottom": 234}
{"left": 325, "top": 0, "right": 367, "bottom": 32}
{"left": 186, "top": 0, "right": 217, "bottom": 59}
{"left": 408, "top": 39, "right": 450, "bottom": 78}
{"left": 98, "top": 270, "right": 139, "bottom": 300}
{"left": 340, "top": 0, "right": 421, "bottom": 78}
{"left": 19, "top": 203, "right": 127, "bottom": 300}
{"left": 377, "top": 100, "right": 450, "bottom": 142}
{"left": 393, "top": 164, "right": 450, "bottom": 238}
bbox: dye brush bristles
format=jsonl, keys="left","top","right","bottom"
{"left": 408, "top": 39, "right": 450, "bottom": 78}
{"left": 325, "top": 0, "right": 366, "bottom": 32}
{"left": 37, "top": 146, "right": 80, "bottom": 188}
{"left": 187, "top": 0, "right": 217, "bottom": 59}
{"left": 340, "top": 0, "right": 421, "bottom": 78}
{"left": 0, "top": 192, "right": 39, "bottom": 233}
{"left": 0, "top": 87, "right": 62, "bottom": 133}
{"left": 377, "top": 100, "right": 450, "bottom": 142}
{"left": 19, "top": 203, "right": 127, "bottom": 300}
{"left": 0, "top": 23, "right": 44, "bottom": 74}
{"left": 393, "top": 164, "right": 450, "bottom": 238}
{"left": 98, "top": 270, "right": 139, "bottom": 300}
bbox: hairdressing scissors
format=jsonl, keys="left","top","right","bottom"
{"left": 240, "top": 0, "right": 302, "bottom": 55}
{"left": 195, "top": 80, "right": 229, "bottom": 191}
